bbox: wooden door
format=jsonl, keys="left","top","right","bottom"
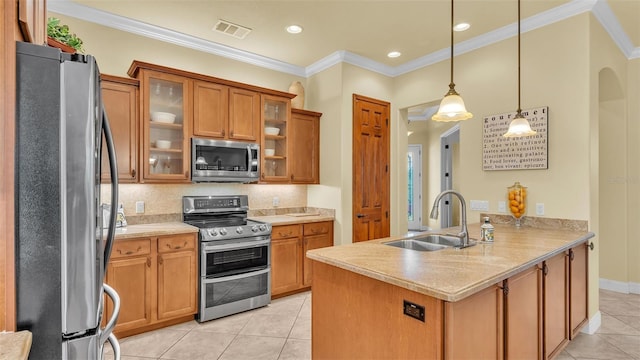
{"left": 290, "top": 109, "right": 320, "bottom": 184}
{"left": 444, "top": 283, "right": 504, "bottom": 360}
{"left": 352, "top": 94, "right": 390, "bottom": 242}
{"left": 505, "top": 266, "right": 543, "bottom": 359}
{"left": 544, "top": 252, "right": 569, "bottom": 359}
{"left": 302, "top": 221, "right": 333, "bottom": 286}
{"left": 101, "top": 75, "right": 139, "bottom": 183}
{"left": 271, "top": 225, "right": 302, "bottom": 296}
{"left": 569, "top": 243, "right": 588, "bottom": 338}
{"left": 193, "top": 80, "right": 229, "bottom": 139}
{"left": 229, "top": 87, "right": 260, "bottom": 141}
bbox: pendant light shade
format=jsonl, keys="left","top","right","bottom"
{"left": 432, "top": 0, "right": 472, "bottom": 122}
{"left": 503, "top": 0, "right": 536, "bottom": 137}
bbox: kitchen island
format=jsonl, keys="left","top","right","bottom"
{"left": 307, "top": 222, "right": 594, "bottom": 359}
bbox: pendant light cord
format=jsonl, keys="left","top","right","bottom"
{"left": 450, "top": 0, "right": 455, "bottom": 87}
{"left": 517, "top": 0, "right": 521, "bottom": 113}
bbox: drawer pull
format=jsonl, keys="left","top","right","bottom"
{"left": 278, "top": 231, "right": 293, "bottom": 237}
{"left": 166, "top": 241, "right": 188, "bottom": 250}
{"left": 117, "top": 246, "right": 142, "bottom": 256}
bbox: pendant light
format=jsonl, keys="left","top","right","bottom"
{"left": 503, "top": 0, "right": 536, "bottom": 137}
{"left": 432, "top": 0, "right": 472, "bottom": 122}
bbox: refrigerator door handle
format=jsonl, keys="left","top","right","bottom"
{"left": 102, "top": 108, "right": 119, "bottom": 269}
{"left": 107, "top": 333, "right": 121, "bottom": 360}
{"left": 100, "top": 283, "right": 120, "bottom": 345}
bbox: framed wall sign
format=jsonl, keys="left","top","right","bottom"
{"left": 482, "top": 106, "right": 548, "bottom": 171}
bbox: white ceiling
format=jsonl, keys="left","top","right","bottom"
{"left": 50, "top": 0, "right": 639, "bottom": 77}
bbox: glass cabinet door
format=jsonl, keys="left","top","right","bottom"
{"left": 261, "top": 95, "right": 291, "bottom": 182}
{"left": 142, "top": 70, "right": 191, "bottom": 181}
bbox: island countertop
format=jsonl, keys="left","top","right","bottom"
{"left": 306, "top": 223, "right": 594, "bottom": 302}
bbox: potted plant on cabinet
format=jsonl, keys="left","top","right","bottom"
{"left": 47, "top": 17, "right": 84, "bottom": 53}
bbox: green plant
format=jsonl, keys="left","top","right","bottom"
{"left": 47, "top": 17, "right": 84, "bottom": 52}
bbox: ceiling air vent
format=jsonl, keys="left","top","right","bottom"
{"left": 213, "top": 19, "right": 251, "bottom": 39}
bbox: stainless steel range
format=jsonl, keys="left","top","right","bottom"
{"left": 182, "top": 195, "right": 271, "bottom": 322}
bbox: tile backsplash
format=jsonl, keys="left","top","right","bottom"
{"left": 102, "top": 183, "right": 308, "bottom": 218}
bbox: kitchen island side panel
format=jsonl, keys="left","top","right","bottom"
{"left": 311, "top": 261, "right": 443, "bottom": 360}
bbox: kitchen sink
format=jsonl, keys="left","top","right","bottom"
{"left": 384, "top": 239, "right": 449, "bottom": 252}
{"left": 384, "top": 234, "right": 477, "bottom": 251}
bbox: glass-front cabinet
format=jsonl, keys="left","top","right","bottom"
{"left": 140, "top": 70, "right": 191, "bottom": 182}
{"left": 261, "top": 95, "right": 291, "bottom": 182}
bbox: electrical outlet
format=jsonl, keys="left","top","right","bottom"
{"left": 135, "top": 201, "right": 145, "bottom": 214}
{"left": 470, "top": 200, "right": 489, "bottom": 211}
{"left": 273, "top": 197, "right": 280, "bottom": 207}
{"left": 498, "top": 201, "right": 506, "bottom": 213}
{"left": 536, "top": 203, "right": 545, "bottom": 216}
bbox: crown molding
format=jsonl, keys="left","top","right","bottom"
{"left": 48, "top": 0, "right": 639, "bottom": 78}
{"left": 47, "top": 0, "right": 308, "bottom": 77}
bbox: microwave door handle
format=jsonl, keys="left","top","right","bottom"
{"left": 102, "top": 107, "right": 119, "bottom": 270}
{"left": 247, "top": 145, "right": 253, "bottom": 173}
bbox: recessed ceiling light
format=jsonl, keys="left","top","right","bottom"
{"left": 387, "top": 51, "right": 402, "bottom": 58}
{"left": 453, "top": 22, "right": 470, "bottom": 32}
{"left": 286, "top": 25, "right": 303, "bottom": 34}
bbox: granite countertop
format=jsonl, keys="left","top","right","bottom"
{"left": 307, "top": 223, "right": 594, "bottom": 302}
{"left": 113, "top": 222, "right": 198, "bottom": 240}
{"left": 0, "top": 331, "right": 32, "bottom": 360}
{"left": 249, "top": 214, "right": 335, "bottom": 226}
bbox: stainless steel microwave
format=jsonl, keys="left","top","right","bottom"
{"left": 191, "top": 138, "right": 260, "bottom": 183}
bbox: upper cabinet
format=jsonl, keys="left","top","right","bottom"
{"left": 101, "top": 75, "right": 139, "bottom": 183}
{"left": 290, "top": 109, "right": 321, "bottom": 184}
{"left": 133, "top": 66, "right": 192, "bottom": 183}
{"left": 192, "top": 83, "right": 261, "bottom": 142}
{"left": 261, "top": 95, "right": 291, "bottom": 183}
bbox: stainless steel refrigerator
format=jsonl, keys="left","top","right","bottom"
{"left": 15, "top": 41, "right": 121, "bottom": 359}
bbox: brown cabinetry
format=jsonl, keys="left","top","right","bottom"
{"left": 569, "top": 243, "right": 588, "bottom": 338}
{"left": 544, "top": 251, "right": 569, "bottom": 359}
{"left": 105, "top": 233, "right": 197, "bottom": 337}
{"left": 302, "top": 221, "right": 333, "bottom": 286}
{"left": 135, "top": 68, "right": 192, "bottom": 182}
{"left": 290, "top": 109, "right": 321, "bottom": 184}
{"left": 271, "top": 221, "right": 334, "bottom": 297}
{"left": 101, "top": 75, "right": 139, "bottom": 183}
{"left": 271, "top": 224, "right": 302, "bottom": 295}
{"left": 192, "top": 82, "right": 260, "bottom": 142}
{"left": 261, "top": 95, "right": 291, "bottom": 182}
{"left": 505, "top": 265, "right": 543, "bottom": 359}
{"left": 444, "top": 283, "right": 504, "bottom": 359}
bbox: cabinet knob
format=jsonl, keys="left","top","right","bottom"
{"left": 146, "top": 257, "right": 151, "bottom": 267}
{"left": 569, "top": 249, "right": 575, "bottom": 261}
{"left": 230, "top": 130, "right": 234, "bottom": 137}
{"left": 261, "top": 173, "right": 265, "bottom": 179}
{"left": 185, "top": 171, "right": 189, "bottom": 178}
{"left": 587, "top": 242, "right": 595, "bottom": 251}
{"left": 543, "top": 263, "right": 549, "bottom": 276}
{"left": 158, "top": 256, "right": 164, "bottom": 265}
{"left": 131, "top": 169, "right": 136, "bottom": 178}
{"left": 222, "top": 129, "right": 226, "bottom": 137}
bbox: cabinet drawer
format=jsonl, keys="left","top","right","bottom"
{"left": 304, "top": 221, "right": 332, "bottom": 236}
{"left": 272, "top": 224, "right": 302, "bottom": 240}
{"left": 111, "top": 238, "right": 151, "bottom": 259}
{"left": 158, "top": 234, "right": 196, "bottom": 253}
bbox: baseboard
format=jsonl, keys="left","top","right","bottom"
{"left": 581, "top": 311, "right": 601, "bottom": 335}
{"left": 599, "top": 278, "right": 640, "bottom": 294}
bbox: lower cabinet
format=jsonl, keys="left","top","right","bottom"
{"left": 271, "top": 221, "right": 334, "bottom": 297}
{"left": 569, "top": 243, "right": 589, "bottom": 338}
{"left": 444, "top": 284, "right": 504, "bottom": 360}
{"left": 505, "top": 265, "right": 543, "bottom": 359}
{"left": 544, "top": 251, "right": 570, "bottom": 359}
{"left": 106, "top": 233, "right": 197, "bottom": 337}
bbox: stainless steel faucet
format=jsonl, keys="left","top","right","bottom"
{"left": 430, "top": 190, "right": 470, "bottom": 248}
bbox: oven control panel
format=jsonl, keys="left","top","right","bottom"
{"left": 201, "top": 222, "right": 271, "bottom": 241}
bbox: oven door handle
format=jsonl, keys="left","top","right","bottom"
{"left": 203, "top": 237, "right": 270, "bottom": 252}
{"left": 203, "top": 267, "right": 270, "bottom": 284}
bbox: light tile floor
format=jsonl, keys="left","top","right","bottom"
{"left": 106, "top": 289, "right": 639, "bottom": 360}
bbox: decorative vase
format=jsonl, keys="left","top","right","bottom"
{"left": 507, "top": 181, "right": 527, "bottom": 227}
{"left": 47, "top": 37, "right": 76, "bottom": 54}
{"left": 288, "top": 81, "right": 305, "bottom": 109}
